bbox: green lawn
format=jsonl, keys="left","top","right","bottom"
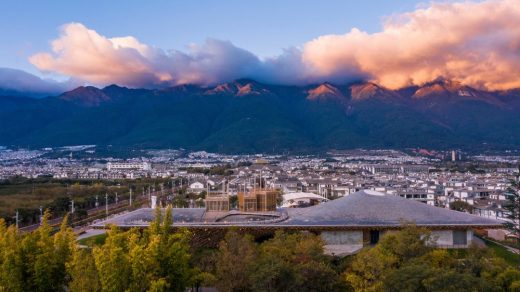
{"left": 483, "top": 238, "right": 520, "bottom": 267}
{"left": 77, "top": 233, "right": 107, "bottom": 247}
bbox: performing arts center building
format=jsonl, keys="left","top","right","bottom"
{"left": 93, "top": 190, "right": 503, "bottom": 255}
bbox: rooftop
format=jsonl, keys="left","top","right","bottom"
{"left": 282, "top": 190, "right": 502, "bottom": 227}
{"left": 92, "top": 190, "right": 503, "bottom": 229}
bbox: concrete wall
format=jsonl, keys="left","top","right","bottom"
{"left": 487, "top": 229, "right": 507, "bottom": 241}
{"left": 321, "top": 231, "right": 363, "bottom": 256}
{"left": 431, "top": 230, "right": 453, "bottom": 246}
{"left": 321, "top": 229, "right": 473, "bottom": 256}
{"left": 430, "top": 230, "right": 472, "bottom": 248}
{"left": 466, "top": 229, "right": 473, "bottom": 245}
{"left": 321, "top": 231, "right": 363, "bottom": 245}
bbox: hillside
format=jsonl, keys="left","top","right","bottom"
{"left": 0, "top": 79, "right": 519, "bottom": 153}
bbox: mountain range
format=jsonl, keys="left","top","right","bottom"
{"left": 1, "top": 79, "right": 519, "bottom": 153}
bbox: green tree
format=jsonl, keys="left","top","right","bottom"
{"left": 93, "top": 226, "right": 132, "bottom": 292}
{"left": 450, "top": 200, "right": 474, "bottom": 213}
{"left": 67, "top": 247, "right": 100, "bottom": 292}
{"left": 148, "top": 203, "right": 165, "bottom": 237}
{"left": 0, "top": 219, "right": 24, "bottom": 292}
{"left": 495, "top": 267, "right": 520, "bottom": 291}
{"left": 149, "top": 278, "right": 169, "bottom": 292}
{"left": 383, "top": 263, "right": 435, "bottom": 292}
{"left": 53, "top": 214, "right": 75, "bottom": 284}
{"left": 504, "top": 181, "right": 520, "bottom": 245}
{"left": 251, "top": 231, "right": 341, "bottom": 292}
{"left": 345, "top": 226, "right": 432, "bottom": 291}
{"left": 214, "top": 230, "right": 257, "bottom": 292}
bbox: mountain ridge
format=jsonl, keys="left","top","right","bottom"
{"left": 1, "top": 79, "right": 519, "bottom": 153}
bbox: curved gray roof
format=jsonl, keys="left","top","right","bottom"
{"left": 281, "top": 190, "right": 503, "bottom": 227}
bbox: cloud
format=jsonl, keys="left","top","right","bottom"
{"left": 0, "top": 67, "right": 78, "bottom": 97}
{"left": 29, "top": 0, "right": 520, "bottom": 90}
{"left": 301, "top": 0, "right": 520, "bottom": 90}
{"left": 29, "top": 23, "right": 266, "bottom": 87}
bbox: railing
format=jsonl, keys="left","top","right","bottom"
{"left": 434, "top": 244, "right": 469, "bottom": 249}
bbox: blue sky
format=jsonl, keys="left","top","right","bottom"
{"left": 0, "top": 0, "right": 423, "bottom": 76}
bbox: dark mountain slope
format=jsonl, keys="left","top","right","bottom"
{"left": 0, "top": 79, "right": 519, "bottom": 153}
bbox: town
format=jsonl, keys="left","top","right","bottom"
{"left": 1, "top": 146, "right": 518, "bottom": 232}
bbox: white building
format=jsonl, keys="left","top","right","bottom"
{"left": 107, "top": 162, "right": 151, "bottom": 171}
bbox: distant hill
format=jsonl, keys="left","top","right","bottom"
{"left": 1, "top": 79, "right": 519, "bottom": 153}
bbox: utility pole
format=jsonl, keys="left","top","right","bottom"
{"left": 105, "top": 193, "right": 109, "bottom": 216}
{"left": 129, "top": 187, "right": 133, "bottom": 206}
{"left": 70, "top": 200, "right": 75, "bottom": 214}
{"left": 115, "top": 192, "right": 118, "bottom": 204}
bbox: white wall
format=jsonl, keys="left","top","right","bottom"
{"left": 321, "top": 231, "right": 363, "bottom": 245}
{"left": 431, "top": 230, "right": 453, "bottom": 246}
{"left": 430, "top": 230, "right": 472, "bottom": 247}
{"left": 321, "top": 231, "right": 364, "bottom": 256}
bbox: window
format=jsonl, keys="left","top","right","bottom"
{"left": 453, "top": 230, "right": 467, "bottom": 245}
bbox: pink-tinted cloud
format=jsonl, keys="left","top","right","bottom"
{"left": 30, "top": 0, "right": 520, "bottom": 90}
{"left": 30, "top": 23, "right": 263, "bottom": 88}
{"left": 30, "top": 23, "right": 159, "bottom": 87}
{"left": 302, "top": 0, "right": 520, "bottom": 90}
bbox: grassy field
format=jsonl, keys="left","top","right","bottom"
{"left": 0, "top": 177, "right": 174, "bottom": 225}
{"left": 0, "top": 181, "right": 124, "bottom": 221}
{"left": 77, "top": 233, "right": 108, "bottom": 247}
{"left": 483, "top": 238, "right": 520, "bottom": 267}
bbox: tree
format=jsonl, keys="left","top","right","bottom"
{"left": 383, "top": 263, "right": 435, "bottom": 292}
{"left": 504, "top": 180, "right": 520, "bottom": 245}
{"left": 495, "top": 267, "right": 520, "bottom": 291}
{"left": 93, "top": 226, "right": 132, "bottom": 292}
{"left": 149, "top": 278, "right": 169, "bottom": 292}
{"left": 53, "top": 214, "right": 75, "bottom": 284}
{"left": 251, "top": 231, "right": 342, "bottom": 292}
{"left": 150, "top": 205, "right": 162, "bottom": 236}
{"left": 67, "top": 248, "right": 100, "bottom": 292}
{"left": 450, "top": 200, "right": 474, "bottom": 213}
{"left": 214, "top": 230, "right": 257, "bottom": 292}
{"left": 421, "top": 269, "right": 492, "bottom": 291}
{"left": 162, "top": 205, "right": 173, "bottom": 235}
{"left": 0, "top": 219, "right": 24, "bottom": 292}
{"left": 345, "top": 226, "right": 432, "bottom": 291}
{"left": 345, "top": 225, "right": 520, "bottom": 291}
